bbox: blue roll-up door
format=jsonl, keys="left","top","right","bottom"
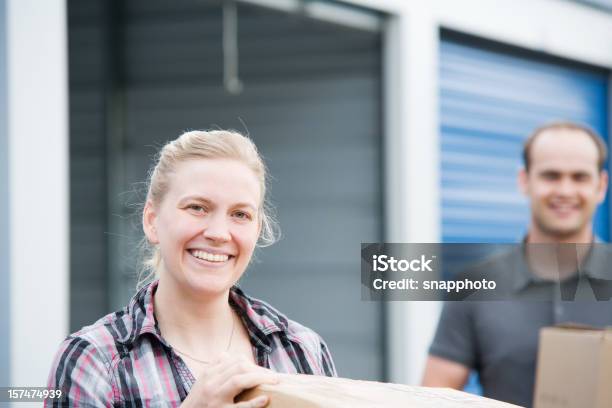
{"left": 440, "top": 35, "right": 610, "bottom": 243}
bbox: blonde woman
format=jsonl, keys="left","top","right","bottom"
{"left": 47, "top": 130, "right": 336, "bottom": 407}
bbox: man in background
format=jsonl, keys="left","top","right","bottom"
{"left": 422, "top": 122, "right": 612, "bottom": 407}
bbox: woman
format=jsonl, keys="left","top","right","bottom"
{"left": 47, "top": 130, "right": 336, "bottom": 407}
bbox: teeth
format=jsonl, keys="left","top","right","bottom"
{"left": 551, "top": 203, "right": 576, "bottom": 210}
{"left": 191, "top": 250, "right": 229, "bottom": 262}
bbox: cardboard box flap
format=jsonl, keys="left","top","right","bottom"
{"left": 550, "top": 322, "right": 611, "bottom": 332}
{"left": 596, "top": 331, "right": 612, "bottom": 407}
{"left": 239, "top": 374, "right": 522, "bottom": 407}
{"left": 535, "top": 325, "right": 612, "bottom": 408}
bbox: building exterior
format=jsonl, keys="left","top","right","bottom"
{"left": 2, "top": 0, "right": 612, "bottom": 399}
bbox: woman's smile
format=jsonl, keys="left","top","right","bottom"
{"left": 145, "top": 158, "right": 261, "bottom": 295}
{"left": 187, "top": 248, "right": 235, "bottom": 268}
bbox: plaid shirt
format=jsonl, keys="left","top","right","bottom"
{"left": 46, "top": 281, "right": 336, "bottom": 407}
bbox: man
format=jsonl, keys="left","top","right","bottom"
{"left": 422, "top": 122, "right": 612, "bottom": 407}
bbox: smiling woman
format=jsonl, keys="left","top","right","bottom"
{"left": 46, "top": 130, "right": 337, "bottom": 407}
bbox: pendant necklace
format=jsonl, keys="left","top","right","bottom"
{"left": 171, "top": 312, "right": 236, "bottom": 365}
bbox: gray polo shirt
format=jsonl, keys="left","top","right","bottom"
{"left": 429, "top": 245, "right": 612, "bottom": 408}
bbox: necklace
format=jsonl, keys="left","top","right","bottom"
{"left": 171, "top": 312, "right": 236, "bottom": 365}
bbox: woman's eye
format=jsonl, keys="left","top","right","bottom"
{"left": 187, "top": 204, "right": 206, "bottom": 213}
{"left": 233, "top": 211, "right": 252, "bottom": 220}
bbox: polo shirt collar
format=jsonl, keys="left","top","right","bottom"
{"left": 576, "top": 243, "right": 612, "bottom": 280}
{"left": 512, "top": 237, "right": 612, "bottom": 292}
{"left": 511, "top": 248, "right": 536, "bottom": 293}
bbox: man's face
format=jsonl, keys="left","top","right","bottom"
{"left": 519, "top": 129, "right": 608, "bottom": 240}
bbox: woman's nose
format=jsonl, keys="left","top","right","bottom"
{"left": 202, "top": 214, "right": 231, "bottom": 242}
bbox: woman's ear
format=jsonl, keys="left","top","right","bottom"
{"left": 143, "top": 200, "right": 159, "bottom": 244}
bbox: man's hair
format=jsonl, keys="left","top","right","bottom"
{"left": 522, "top": 121, "right": 608, "bottom": 172}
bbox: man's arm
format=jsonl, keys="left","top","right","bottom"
{"left": 423, "top": 301, "right": 476, "bottom": 389}
{"left": 421, "top": 355, "right": 470, "bottom": 389}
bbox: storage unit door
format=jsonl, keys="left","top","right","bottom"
{"left": 440, "top": 34, "right": 609, "bottom": 243}
{"left": 107, "top": 0, "right": 384, "bottom": 380}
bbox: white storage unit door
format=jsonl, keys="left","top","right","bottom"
{"left": 440, "top": 33, "right": 610, "bottom": 243}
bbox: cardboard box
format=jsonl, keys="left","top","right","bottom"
{"left": 534, "top": 326, "right": 612, "bottom": 408}
{"left": 238, "top": 374, "right": 521, "bottom": 407}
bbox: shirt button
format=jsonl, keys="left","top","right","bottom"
{"left": 554, "top": 303, "right": 563, "bottom": 321}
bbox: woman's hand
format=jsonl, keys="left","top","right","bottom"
{"left": 181, "top": 354, "right": 279, "bottom": 408}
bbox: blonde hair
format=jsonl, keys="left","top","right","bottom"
{"left": 137, "top": 129, "right": 279, "bottom": 288}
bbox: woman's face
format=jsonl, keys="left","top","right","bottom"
{"left": 143, "top": 158, "right": 261, "bottom": 296}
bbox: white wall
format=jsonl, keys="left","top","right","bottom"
{"left": 0, "top": 0, "right": 10, "bottom": 389}
{"left": 7, "top": 0, "right": 68, "bottom": 393}
{"left": 346, "top": 0, "right": 612, "bottom": 385}
{"left": 382, "top": 4, "right": 442, "bottom": 385}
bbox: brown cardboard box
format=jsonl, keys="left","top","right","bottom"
{"left": 534, "top": 326, "right": 612, "bottom": 408}
{"left": 238, "top": 374, "right": 521, "bottom": 407}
